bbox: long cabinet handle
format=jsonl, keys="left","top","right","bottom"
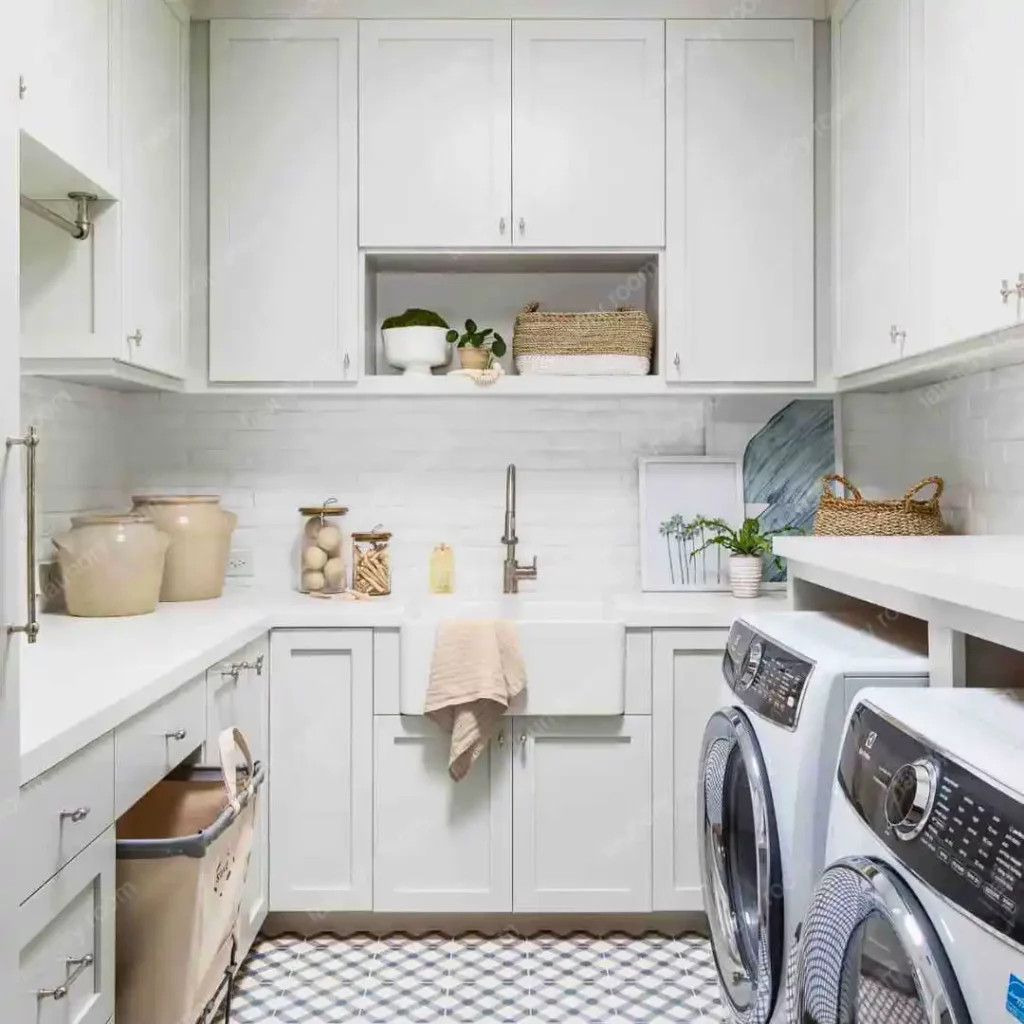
{"left": 37, "top": 953, "right": 94, "bottom": 1001}
{"left": 7, "top": 426, "right": 39, "bottom": 643}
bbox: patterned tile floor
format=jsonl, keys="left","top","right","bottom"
{"left": 226, "top": 931, "right": 731, "bottom": 1023}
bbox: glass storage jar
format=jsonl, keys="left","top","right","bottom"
{"left": 352, "top": 529, "right": 392, "bottom": 596}
{"left": 299, "top": 501, "right": 349, "bottom": 594}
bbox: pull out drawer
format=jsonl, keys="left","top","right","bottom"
{"left": 18, "top": 828, "right": 115, "bottom": 1024}
{"left": 20, "top": 735, "right": 114, "bottom": 903}
{"left": 114, "top": 675, "right": 206, "bottom": 817}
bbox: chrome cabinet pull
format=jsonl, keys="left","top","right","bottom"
{"left": 165, "top": 729, "right": 187, "bottom": 741}
{"left": 19, "top": 76, "right": 26, "bottom": 99}
{"left": 1001, "top": 274, "right": 1024, "bottom": 304}
{"left": 223, "top": 654, "right": 265, "bottom": 681}
{"left": 889, "top": 324, "right": 906, "bottom": 346}
{"left": 343, "top": 352, "right": 351, "bottom": 377}
{"left": 59, "top": 807, "right": 91, "bottom": 824}
{"left": 499, "top": 216, "right": 507, "bottom": 234}
{"left": 518, "top": 217, "right": 525, "bottom": 235}
{"left": 497, "top": 731, "right": 505, "bottom": 746}
{"left": 127, "top": 329, "right": 143, "bottom": 346}
{"left": 519, "top": 733, "right": 528, "bottom": 760}
{"left": 7, "top": 426, "right": 39, "bottom": 643}
{"left": 38, "top": 954, "right": 94, "bottom": 1001}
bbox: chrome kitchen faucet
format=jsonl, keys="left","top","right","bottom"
{"left": 502, "top": 464, "right": 538, "bottom": 594}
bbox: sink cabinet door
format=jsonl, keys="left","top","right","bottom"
{"left": 373, "top": 717, "right": 512, "bottom": 912}
{"left": 269, "top": 630, "right": 373, "bottom": 912}
{"left": 511, "top": 716, "right": 651, "bottom": 913}
{"left": 651, "top": 630, "right": 729, "bottom": 911}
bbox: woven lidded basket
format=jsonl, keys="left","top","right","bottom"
{"left": 513, "top": 302, "right": 654, "bottom": 376}
{"left": 813, "top": 474, "right": 946, "bottom": 537}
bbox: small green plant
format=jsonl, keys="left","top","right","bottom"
{"left": 688, "top": 514, "right": 802, "bottom": 571}
{"left": 381, "top": 308, "right": 450, "bottom": 330}
{"left": 446, "top": 319, "right": 507, "bottom": 358}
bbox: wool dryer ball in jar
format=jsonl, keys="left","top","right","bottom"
{"left": 298, "top": 502, "right": 348, "bottom": 594}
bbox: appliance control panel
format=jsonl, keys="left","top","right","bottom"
{"left": 839, "top": 703, "right": 1024, "bottom": 950}
{"left": 722, "top": 620, "right": 814, "bottom": 729}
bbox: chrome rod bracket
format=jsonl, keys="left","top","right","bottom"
{"left": 20, "top": 192, "right": 98, "bottom": 241}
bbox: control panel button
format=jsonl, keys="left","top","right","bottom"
{"left": 885, "top": 758, "right": 940, "bottom": 841}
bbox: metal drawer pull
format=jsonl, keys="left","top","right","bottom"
{"left": 165, "top": 729, "right": 188, "bottom": 741}
{"left": 6, "top": 426, "right": 39, "bottom": 643}
{"left": 59, "top": 807, "right": 91, "bottom": 824}
{"left": 38, "top": 954, "right": 94, "bottom": 1001}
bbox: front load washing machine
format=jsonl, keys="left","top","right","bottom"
{"left": 699, "top": 611, "right": 928, "bottom": 1024}
{"left": 791, "top": 688, "right": 1024, "bottom": 1024}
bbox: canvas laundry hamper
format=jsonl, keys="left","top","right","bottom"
{"left": 115, "top": 729, "right": 264, "bottom": 1024}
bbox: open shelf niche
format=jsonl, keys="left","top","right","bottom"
{"left": 361, "top": 250, "right": 663, "bottom": 386}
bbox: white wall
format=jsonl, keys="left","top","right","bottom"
{"left": 842, "top": 363, "right": 1024, "bottom": 534}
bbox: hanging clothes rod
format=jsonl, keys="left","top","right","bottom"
{"left": 20, "top": 191, "right": 97, "bottom": 241}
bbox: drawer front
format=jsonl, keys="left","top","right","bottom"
{"left": 20, "top": 734, "right": 115, "bottom": 903}
{"left": 19, "top": 828, "right": 115, "bottom": 1024}
{"left": 114, "top": 675, "right": 206, "bottom": 817}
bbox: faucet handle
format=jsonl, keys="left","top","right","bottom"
{"left": 519, "top": 556, "right": 538, "bottom": 579}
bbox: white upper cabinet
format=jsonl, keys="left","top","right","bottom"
{"left": 121, "top": 0, "right": 187, "bottom": 379}
{"left": 209, "top": 20, "right": 358, "bottom": 383}
{"left": 512, "top": 20, "right": 665, "bottom": 248}
{"left": 19, "top": 0, "right": 121, "bottom": 196}
{"left": 359, "top": 21, "right": 512, "bottom": 248}
{"left": 833, "top": 0, "right": 912, "bottom": 376}
{"left": 665, "top": 21, "right": 814, "bottom": 383}
{"left": 912, "top": 0, "right": 1024, "bottom": 356}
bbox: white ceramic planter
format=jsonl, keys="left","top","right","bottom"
{"left": 728, "top": 555, "right": 763, "bottom": 598}
{"left": 381, "top": 326, "right": 452, "bottom": 375}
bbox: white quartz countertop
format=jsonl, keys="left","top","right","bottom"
{"left": 20, "top": 588, "right": 786, "bottom": 784}
{"left": 775, "top": 535, "right": 1024, "bottom": 623}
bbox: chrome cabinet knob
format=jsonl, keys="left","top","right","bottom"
{"left": 889, "top": 324, "right": 906, "bottom": 346}
{"left": 59, "top": 807, "right": 90, "bottom": 824}
{"left": 165, "top": 729, "right": 187, "bottom": 742}
{"left": 127, "top": 329, "right": 143, "bottom": 346}
{"left": 1001, "top": 274, "right": 1024, "bottom": 303}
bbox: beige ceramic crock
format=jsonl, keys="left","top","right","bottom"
{"left": 131, "top": 495, "right": 238, "bottom": 602}
{"left": 53, "top": 514, "right": 170, "bottom": 617}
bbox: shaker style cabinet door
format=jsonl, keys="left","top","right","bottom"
{"left": 373, "top": 716, "right": 513, "bottom": 912}
{"left": 511, "top": 20, "right": 664, "bottom": 248}
{"left": 121, "top": 0, "right": 186, "bottom": 379}
{"left": 209, "top": 20, "right": 358, "bottom": 383}
{"left": 911, "top": 0, "right": 1024, "bottom": 357}
{"left": 665, "top": 20, "right": 814, "bottom": 383}
{"left": 511, "top": 716, "right": 652, "bottom": 913}
{"left": 359, "top": 21, "right": 512, "bottom": 248}
{"left": 269, "top": 630, "right": 373, "bottom": 912}
{"left": 833, "top": 0, "right": 912, "bottom": 376}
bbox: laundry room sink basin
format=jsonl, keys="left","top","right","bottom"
{"left": 399, "top": 598, "right": 626, "bottom": 716}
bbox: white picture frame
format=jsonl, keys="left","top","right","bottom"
{"left": 639, "top": 456, "right": 745, "bottom": 592}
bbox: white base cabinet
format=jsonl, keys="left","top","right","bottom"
{"left": 652, "top": 630, "right": 729, "bottom": 912}
{"left": 269, "top": 630, "right": 373, "bottom": 912}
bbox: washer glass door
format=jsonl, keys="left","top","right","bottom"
{"left": 700, "top": 707, "right": 784, "bottom": 1024}
{"left": 791, "top": 856, "right": 971, "bottom": 1024}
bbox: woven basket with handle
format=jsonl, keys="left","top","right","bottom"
{"left": 813, "top": 474, "right": 946, "bottom": 537}
{"left": 513, "top": 302, "right": 653, "bottom": 361}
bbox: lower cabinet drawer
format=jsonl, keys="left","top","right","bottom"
{"left": 18, "top": 828, "right": 115, "bottom": 1024}
{"left": 114, "top": 675, "right": 206, "bottom": 817}
{"left": 20, "top": 734, "right": 115, "bottom": 902}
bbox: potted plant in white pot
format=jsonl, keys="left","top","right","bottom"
{"left": 447, "top": 319, "right": 507, "bottom": 371}
{"left": 381, "top": 308, "right": 453, "bottom": 375}
{"left": 689, "top": 515, "right": 802, "bottom": 598}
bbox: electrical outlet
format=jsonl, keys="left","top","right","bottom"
{"left": 225, "top": 548, "right": 254, "bottom": 577}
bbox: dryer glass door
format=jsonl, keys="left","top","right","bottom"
{"left": 700, "top": 707, "right": 785, "bottom": 1024}
{"left": 792, "top": 856, "right": 971, "bottom": 1024}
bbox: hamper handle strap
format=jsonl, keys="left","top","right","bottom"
{"left": 903, "top": 476, "right": 944, "bottom": 509}
{"left": 821, "top": 474, "right": 863, "bottom": 501}
{"left": 217, "top": 727, "right": 255, "bottom": 812}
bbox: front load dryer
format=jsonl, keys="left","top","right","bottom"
{"left": 791, "top": 688, "right": 1024, "bottom": 1024}
{"left": 699, "top": 610, "right": 928, "bottom": 1023}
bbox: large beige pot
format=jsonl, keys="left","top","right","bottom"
{"left": 131, "top": 495, "right": 238, "bottom": 602}
{"left": 53, "top": 514, "right": 170, "bottom": 617}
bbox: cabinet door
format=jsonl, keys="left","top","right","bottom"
{"left": 512, "top": 21, "right": 664, "bottom": 248}
{"left": 359, "top": 21, "right": 511, "bottom": 248}
{"left": 20, "top": 0, "right": 120, "bottom": 194}
{"left": 121, "top": 0, "right": 186, "bottom": 379}
{"left": 912, "top": 0, "right": 1024, "bottom": 355}
{"left": 209, "top": 21, "right": 358, "bottom": 383}
{"left": 373, "top": 717, "right": 512, "bottom": 912}
{"left": 206, "top": 634, "right": 269, "bottom": 953}
{"left": 512, "top": 716, "right": 651, "bottom": 913}
{"left": 652, "top": 630, "right": 729, "bottom": 911}
{"left": 834, "top": 0, "right": 912, "bottom": 376}
{"left": 666, "top": 22, "right": 813, "bottom": 383}
{"left": 269, "top": 630, "right": 372, "bottom": 912}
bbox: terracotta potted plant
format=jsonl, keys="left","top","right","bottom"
{"left": 447, "top": 319, "right": 507, "bottom": 370}
{"left": 689, "top": 514, "right": 801, "bottom": 598}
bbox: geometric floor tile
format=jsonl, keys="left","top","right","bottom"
{"left": 220, "top": 930, "right": 732, "bottom": 1022}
